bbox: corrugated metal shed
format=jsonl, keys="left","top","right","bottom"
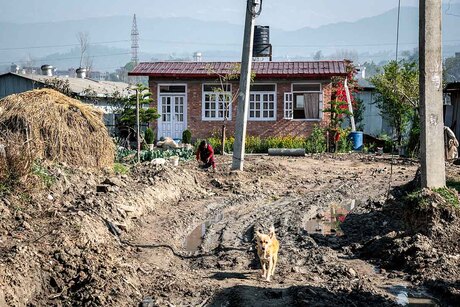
{"left": 0, "top": 73, "right": 130, "bottom": 99}
{"left": 129, "top": 61, "right": 348, "bottom": 79}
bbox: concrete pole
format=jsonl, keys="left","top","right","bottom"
{"left": 232, "top": 0, "right": 257, "bottom": 171}
{"left": 419, "top": 0, "right": 446, "bottom": 188}
{"left": 136, "top": 88, "right": 141, "bottom": 163}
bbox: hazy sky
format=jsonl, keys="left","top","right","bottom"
{"left": 0, "top": 0, "right": 433, "bottom": 30}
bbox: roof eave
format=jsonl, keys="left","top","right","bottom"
{"left": 128, "top": 73, "right": 347, "bottom": 79}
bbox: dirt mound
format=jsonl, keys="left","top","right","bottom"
{"left": 339, "top": 186, "right": 460, "bottom": 303}
{"left": 0, "top": 88, "right": 114, "bottom": 169}
{"left": 209, "top": 284, "right": 398, "bottom": 307}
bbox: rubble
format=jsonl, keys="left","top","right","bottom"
{"left": 0, "top": 154, "right": 458, "bottom": 306}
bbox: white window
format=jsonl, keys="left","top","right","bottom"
{"left": 284, "top": 93, "right": 293, "bottom": 119}
{"left": 249, "top": 84, "right": 276, "bottom": 121}
{"left": 290, "top": 83, "right": 323, "bottom": 120}
{"left": 202, "top": 84, "right": 232, "bottom": 120}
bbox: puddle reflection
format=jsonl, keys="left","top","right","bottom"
{"left": 387, "top": 285, "right": 438, "bottom": 306}
{"left": 304, "top": 200, "right": 356, "bottom": 236}
{"left": 184, "top": 213, "right": 223, "bottom": 252}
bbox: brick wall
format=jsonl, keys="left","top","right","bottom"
{"left": 149, "top": 78, "right": 332, "bottom": 140}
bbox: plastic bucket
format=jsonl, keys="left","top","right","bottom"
{"left": 171, "top": 156, "right": 179, "bottom": 166}
{"left": 349, "top": 131, "right": 364, "bottom": 151}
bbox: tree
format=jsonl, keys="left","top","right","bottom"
{"left": 205, "top": 63, "right": 256, "bottom": 154}
{"left": 325, "top": 63, "right": 361, "bottom": 151}
{"left": 370, "top": 61, "right": 419, "bottom": 147}
{"left": 332, "top": 49, "right": 359, "bottom": 62}
{"left": 83, "top": 55, "right": 94, "bottom": 77}
{"left": 313, "top": 50, "right": 323, "bottom": 61}
{"left": 77, "top": 32, "right": 89, "bottom": 68}
{"left": 118, "top": 84, "right": 160, "bottom": 140}
{"left": 360, "top": 61, "right": 381, "bottom": 79}
{"left": 444, "top": 54, "right": 460, "bottom": 83}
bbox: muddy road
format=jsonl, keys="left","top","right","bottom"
{"left": 126, "top": 155, "right": 439, "bottom": 306}
{"left": 2, "top": 154, "right": 458, "bottom": 306}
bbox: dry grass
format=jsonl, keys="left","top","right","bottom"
{"left": 0, "top": 132, "right": 35, "bottom": 183}
{"left": 0, "top": 88, "right": 114, "bottom": 171}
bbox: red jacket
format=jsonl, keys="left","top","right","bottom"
{"left": 196, "top": 144, "right": 214, "bottom": 162}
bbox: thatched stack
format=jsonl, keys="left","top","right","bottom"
{"left": 0, "top": 89, "right": 114, "bottom": 169}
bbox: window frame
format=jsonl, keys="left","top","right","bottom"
{"left": 290, "top": 82, "right": 323, "bottom": 121}
{"left": 248, "top": 83, "right": 277, "bottom": 122}
{"left": 201, "top": 83, "right": 233, "bottom": 121}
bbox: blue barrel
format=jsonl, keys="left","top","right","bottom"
{"left": 349, "top": 131, "right": 363, "bottom": 151}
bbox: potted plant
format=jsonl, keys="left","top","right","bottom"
{"left": 144, "top": 128, "right": 155, "bottom": 151}
{"left": 182, "top": 129, "right": 192, "bottom": 144}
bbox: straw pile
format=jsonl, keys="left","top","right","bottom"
{"left": 0, "top": 89, "right": 114, "bottom": 169}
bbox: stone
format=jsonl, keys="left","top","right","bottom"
{"left": 141, "top": 297, "right": 155, "bottom": 307}
{"left": 102, "top": 177, "right": 125, "bottom": 187}
{"left": 151, "top": 158, "right": 166, "bottom": 166}
{"left": 211, "top": 179, "right": 223, "bottom": 188}
{"left": 348, "top": 268, "right": 357, "bottom": 278}
{"left": 1, "top": 205, "right": 11, "bottom": 216}
{"left": 47, "top": 194, "right": 54, "bottom": 201}
{"left": 96, "top": 185, "right": 110, "bottom": 193}
{"left": 22, "top": 221, "right": 32, "bottom": 230}
{"left": 118, "top": 204, "right": 136, "bottom": 213}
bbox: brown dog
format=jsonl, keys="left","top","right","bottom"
{"left": 255, "top": 226, "right": 279, "bottom": 282}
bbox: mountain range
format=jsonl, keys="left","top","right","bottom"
{"left": 1, "top": 5, "right": 460, "bottom": 73}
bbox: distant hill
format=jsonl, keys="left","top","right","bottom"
{"left": 1, "top": 5, "right": 460, "bottom": 72}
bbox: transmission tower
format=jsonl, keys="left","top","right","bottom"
{"left": 131, "top": 14, "right": 139, "bottom": 65}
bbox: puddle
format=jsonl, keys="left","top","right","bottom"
{"left": 184, "top": 213, "right": 223, "bottom": 252}
{"left": 304, "top": 199, "right": 356, "bottom": 236}
{"left": 386, "top": 285, "right": 439, "bottom": 306}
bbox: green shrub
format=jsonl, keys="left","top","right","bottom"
{"left": 378, "top": 133, "right": 394, "bottom": 153}
{"left": 182, "top": 129, "right": 192, "bottom": 144}
{"left": 245, "top": 136, "right": 265, "bottom": 153}
{"left": 337, "top": 128, "right": 353, "bottom": 153}
{"left": 305, "top": 126, "right": 326, "bottom": 154}
{"left": 114, "top": 163, "right": 129, "bottom": 175}
{"left": 32, "top": 162, "right": 55, "bottom": 188}
{"left": 206, "top": 137, "right": 222, "bottom": 154}
{"left": 144, "top": 128, "right": 155, "bottom": 145}
{"left": 196, "top": 135, "right": 314, "bottom": 154}
{"left": 434, "top": 187, "right": 460, "bottom": 208}
{"left": 225, "top": 137, "right": 235, "bottom": 153}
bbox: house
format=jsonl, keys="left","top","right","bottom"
{"left": 128, "top": 61, "right": 348, "bottom": 140}
{"left": 0, "top": 69, "right": 130, "bottom": 135}
{"left": 355, "top": 77, "right": 391, "bottom": 137}
{"left": 444, "top": 82, "right": 460, "bottom": 140}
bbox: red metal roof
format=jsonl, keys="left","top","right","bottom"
{"left": 128, "top": 61, "right": 348, "bottom": 79}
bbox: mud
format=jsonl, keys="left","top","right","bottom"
{"left": 0, "top": 154, "right": 459, "bottom": 306}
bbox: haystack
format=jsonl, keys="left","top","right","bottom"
{"left": 0, "top": 89, "right": 114, "bottom": 169}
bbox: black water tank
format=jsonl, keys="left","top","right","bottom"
{"left": 253, "top": 25, "right": 270, "bottom": 57}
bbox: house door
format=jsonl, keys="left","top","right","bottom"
{"left": 158, "top": 95, "right": 187, "bottom": 139}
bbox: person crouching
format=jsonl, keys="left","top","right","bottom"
{"left": 196, "top": 140, "right": 216, "bottom": 171}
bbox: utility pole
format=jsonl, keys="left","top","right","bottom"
{"left": 419, "top": 0, "right": 445, "bottom": 188}
{"left": 232, "top": 0, "right": 262, "bottom": 171}
{"left": 136, "top": 88, "right": 141, "bottom": 163}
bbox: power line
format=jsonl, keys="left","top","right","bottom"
{"left": 446, "top": 0, "right": 460, "bottom": 17}
{"left": 0, "top": 52, "right": 131, "bottom": 65}
{"left": 0, "top": 40, "right": 130, "bottom": 51}
{"left": 3, "top": 37, "right": 460, "bottom": 54}
{"left": 141, "top": 38, "right": 460, "bottom": 48}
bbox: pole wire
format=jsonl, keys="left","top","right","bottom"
{"left": 386, "top": 0, "right": 402, "bottom": 201}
